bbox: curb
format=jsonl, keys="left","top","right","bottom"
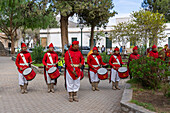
{"left": 120, "top": 83, "right": 156, "bottom": 113}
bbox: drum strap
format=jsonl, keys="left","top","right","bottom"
{"left": 92, "top": 55, "right": 100, "bottom": 66}
{"left": 113, "top": 55, "right": 120, "bottom": 65}
{"left": 47, "top": 53, "right": 54, "bottom": 65}
{"left": 20, "top": 53, "right": 29, "bottom": 66}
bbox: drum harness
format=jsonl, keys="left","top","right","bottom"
{"left": 92, "top": 55, "right": 101, "bottom": 68}
{"left": 19, "top": 53, "right": 32, "bottom": 70}
{"left": 68, "top": 50, "right": 78, "bottom": 78}
{"left": 47, "top": 53, "right": 57, "bottom": 67}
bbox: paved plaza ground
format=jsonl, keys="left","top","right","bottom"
{"left": 0, "top": 57, "right": 127, "bottom": 113}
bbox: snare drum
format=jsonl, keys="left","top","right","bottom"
{"left": 97, "top": 68, "right": 108, "bottom": 80}
{"left": 118, "top": 67, "right": 129, "bottom": 79}
{"left": 23, "top": 68, "right": 36, "bottom": 81}
{"left": 48, "top": 67, "right": 60, "bottom": 79}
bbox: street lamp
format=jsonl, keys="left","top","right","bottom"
{"left": 79, "top": 17, "right": 84, "bottom": 53}
{"left": 105, "top": 32, "right": 108, "bottom": 54}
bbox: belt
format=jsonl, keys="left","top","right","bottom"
{"left": 19, "top": 63, "right": 28, "bottom": 66}
{"left": 112, "top": 63, "right": 120, "bottom": 65}
{"left": 47, "top": 63, "right": 56, "bottom": 66}
{"left": 92, "top": 65, "right": 99, "bottom": 67}
{"left": 71, "top": 64, "right": 79, "bottom": 67}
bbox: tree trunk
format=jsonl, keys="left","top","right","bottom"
{"left": 90, "top": 25, "right": 95, "bottom": 50}
{"left": 60, "top": 15, "right": 68, "bottom": 56}
{"left": 11, "top": 34, "right": 15, "bottom": 54}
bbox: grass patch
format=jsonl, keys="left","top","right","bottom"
{"left": 131, "top": 100, "right": 156, "bottom": 112}
{"left": 33, "top": 63, "right": 44, "bottom": 67}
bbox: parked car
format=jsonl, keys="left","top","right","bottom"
{"left": 43, "top": 46, "right": 62, "bottom": 53}
{"left": 79, "top": 46, "right": 90, "bottom": 55}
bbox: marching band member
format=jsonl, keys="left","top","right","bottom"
{"left": 127, "top": 46, "right": 140, "bottom": 79}
{"left": 15, "top": 43, "right": 32, "bottom": 94}
{"left": 148, "top": 45, "right": 159, "bottom": 59}
{"left": 64, "top": 41, "right": 84, "bottom": 102}
{"left": 87, "top": 46, "right": 107, "bottom": 91}
{"left": 109, "top": 47, "right": 124, "bottom": 90}
{"left": 42, "top": 43, "right": 59, "bottom": 93}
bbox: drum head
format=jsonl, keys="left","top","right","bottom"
{"left": 48, "top": 67, "right": 57, "bottom": 74}
{"left": 97, "top": 68, "right": 107, "bottom": 75}
{"left": 23, "top": 68, "right": 32, "bottom": 75}
{"left": 118, "top": 67, "right": 127, "bottom": 73}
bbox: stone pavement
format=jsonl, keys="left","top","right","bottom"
{"left": 0, "top": 57, "right": 126, "bottom": 113}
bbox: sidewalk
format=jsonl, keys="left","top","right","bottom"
{"left": 0, "top": 57, "right": 126, "bottom": 113}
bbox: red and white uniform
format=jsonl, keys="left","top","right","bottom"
{"left": 64, "top": 41, "right": 84, "bottom": 92}
{"left": 15, "top": 43, "right": 32, "bottom": 85}
{"left": 127, "top": 46, "right": 140, "bottom": 67}
{"left": 42, "top": 43, "right": 58, "bottom": 84}
{"left": 148, "top": 45, "right": 158, "bottom": 59}
{"left": 87, "top": 47, "right": 106, "bottom": 82}
{"left": 109, "top": 48, "right": 124, "bottom": 82}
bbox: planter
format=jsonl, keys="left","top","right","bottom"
{"left": 120, "top": 83, "right": 155, "bottom": 113}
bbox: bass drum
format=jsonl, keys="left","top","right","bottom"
{"left": 97, "top": 68, "right": 108, "bottom": 80}
{"left": 23, "top": 68, "right": 36, "bottom": 81}
{"left": 48, "top": 67, "right": 60, "bottom": 79}
{"left": 118, "top": 67, "right": 129, "bottom": 79}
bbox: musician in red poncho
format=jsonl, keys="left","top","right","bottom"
{"left": 64, "top": 41, "right": 84, "bottom": 102}
{"left": 15, "top": 43, "right": 32, "bottom": 94}
{"left": 109, "top": 47, "right": 124, "bottom": 90}
{"left": 127, "top": 46, "right": 140, "bottom": 79}
{"left": 148, "top": 45, "right": 159, "bottom": 59}
{"left": 42, "top": 43, "right": 59, "bottom": 93}
{"left": 87, "top": 46, "right": 107, "bottom": 91}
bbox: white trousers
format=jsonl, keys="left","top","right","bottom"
{"left": 111, "top": 68, "right": 120, "bottom": 82}
{"left": 66, "top": 70, "right": 80, "bottom": 92}
{"left": 90, "top": 71, "right": 99, "bottom": 82}
{"left": 46, "top": 71, "right": 55, "bottom": 84}
{"left": 18, "top": 72, "right": 28, "bottom": 86}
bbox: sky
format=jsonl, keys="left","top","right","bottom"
{"left": 67, "top": 0, "right": 144, "bottom": 25}
{"left": 108, "top": 0, "right": 144, "bottom": 25}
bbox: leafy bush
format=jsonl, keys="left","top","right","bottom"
{"left": 129, "top": 56, "right": 170, "bottom": 90}
{"left": 100, "top": 52, "right": 111, "bottom": 63}
{"left": 31, "top": 45, "right": 45, "bottom": 64}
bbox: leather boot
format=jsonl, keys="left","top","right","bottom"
{"left": 47, "top": 84, "right": 51, "bottom": 93}
{"left": 95, "top": 82, "right": 100, "bottom": 91}
{"left": 91, "top": 82, "right": 95, "bottom": 91}
{"left": 51, "top": 83, "right": 54, "bottom": 93}
{"left": 112, "top": 82, "right": 116, "bottom": 90}
{"left": 24, "top": 83, "right": 28, "bottom": 93}
{"left": 69, "top": 92, "right": 73, "bottom": 102}
{"left": 115, "top": 81, "right": 120, "bottom": 90}
{"left": 20, "top": 85, "right": 24, "bottom": 94}
{"left": 73, "top": 92, "right": 79, "bottom": 102}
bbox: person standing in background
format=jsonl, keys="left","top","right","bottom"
{"left": 101, "top": 45, "right": 105, "bottom": 53}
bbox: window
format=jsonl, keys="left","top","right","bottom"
{"left": 72, "top": 38, "right": 77, "bottom": 43}
{"left": 106, "top": 37, "right": 112, "bottom": 48}
{"left": 168, "top": 37, "right": 170, "bottom": 48}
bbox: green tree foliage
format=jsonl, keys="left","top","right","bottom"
{"left": 79, "top": 0, "right": 116, "bottom": 49}
{"left": 0, "top": 0, "right": 54, "bottom": 54}
{"left": 109, "top": 22, "right": 139, "bottom": 47}
{"left": 142, "top": 0, "right": 170, "bottom": 22}
{"left": 131, "top": 10, "right": 167, "bottom": 46}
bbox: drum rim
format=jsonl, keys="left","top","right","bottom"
{"left": 97, "top": 68, "right": 108, "bottom": 75}
{"left": 48, "top": 67, "right": 57, "bottom": 74}
{"left": 118, "top": 67, "right": 128, "bottom": 73}
{"left": 23, "top": 68, "right": 33, "bottom": 76}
